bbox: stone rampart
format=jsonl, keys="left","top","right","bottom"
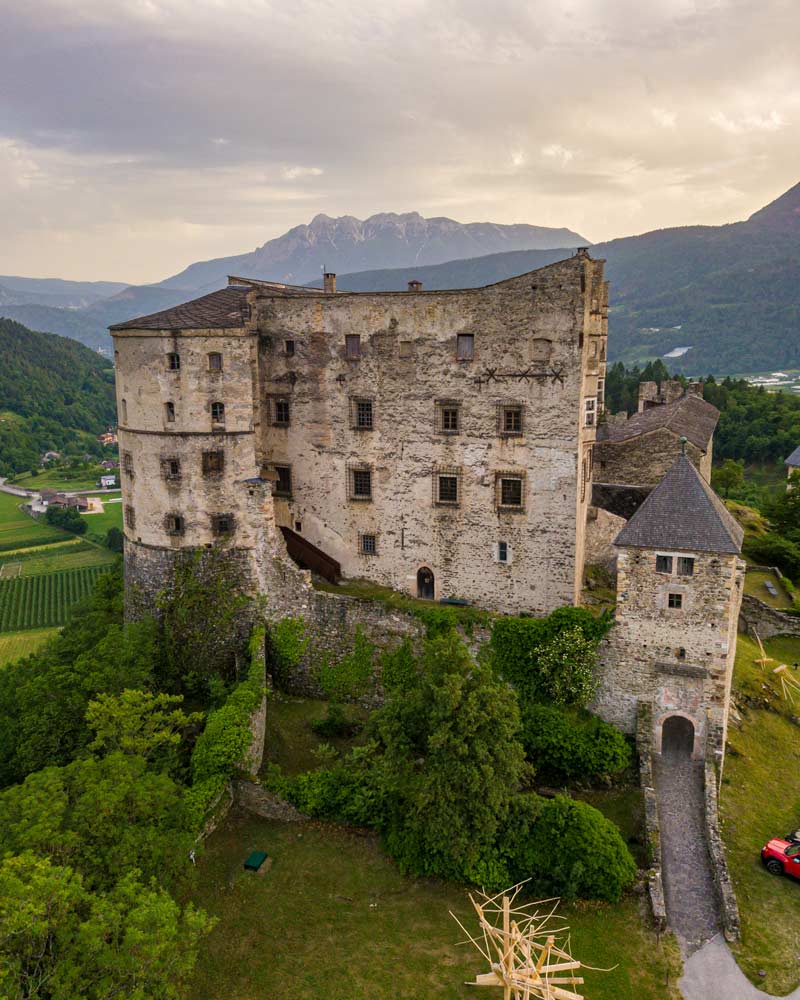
{"left": 739, "top": 593, "right": 800, "bottom": 640}
{"left": 703, "top": 754, "right": 741, "bottom": 943}
{"left": 637, "top": 701, "right": 667, "bottom": 930}
{"left": 584, "top": 505, "right": 626, "bottom": 576}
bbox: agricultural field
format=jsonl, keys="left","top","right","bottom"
{"left": 0, "top": 627, "right": 60, "bottom": 667}
{"left": 12, "top": 465, "right": 118, "bottom": 492}
{"left": 0, "top": 491, "right": 69, "bottom": 552}
{"left": 0, "top": 565, "right": 109, "bottom": 631}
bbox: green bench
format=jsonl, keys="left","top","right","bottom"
{"left": 243, "top": 850, "right": 268, "bottom": 872}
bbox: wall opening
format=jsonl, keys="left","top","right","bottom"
{"left": 417, "top": 567, "right": 435, "bottom": 600}
{"left": 661, "top": 714, "right": 695, "bottom": 757}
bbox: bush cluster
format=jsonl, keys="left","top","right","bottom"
{"left": 521, "top": 704, "right": 632, "bottom": 783}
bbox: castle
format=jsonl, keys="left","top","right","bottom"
{"left": 110, "top": 251, "right": 743, "bottom": 758}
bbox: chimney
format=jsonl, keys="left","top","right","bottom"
{"left": 323, "top": 272, "right": 336, "bottom": 294}
{"left": 407, "top": 279, "right": 423, "bottom": 292}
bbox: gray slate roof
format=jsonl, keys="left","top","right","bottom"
{"left": 785, "top": 445, "right": 800, "bottom": 467}
{"left": 596, "top": 394, "right": 719, "bottom": 452}
{"left": 109, "top": 285, "right": 251, "bottom": 331}
{"left": 614, "top": 453, "right": 743, "bottom": 554}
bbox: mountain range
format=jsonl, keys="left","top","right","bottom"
{"left": 1, "top": 185, "right": 799, "bottom": 374}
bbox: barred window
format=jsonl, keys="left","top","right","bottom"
{"left": 167, "top": 352, "right": 180, "bottom": 371}
{"left": 208, "top": 352, "right": 223, "bottom": 372}
{"left": 211, "top": 401, "right": 225, "bottom": 424}
{"left": 165, "top": 401, "right": 175, "bottom": 422}
{"left": 456, "top": 333, "right": 474, "bottom": 360}
{"left": 435, "top": 399, "right": 461, "bottom": 434}
{"left": 347, "top": 464, "right": 372, "bottom": 501}
{"left": 350, "top": 397, "right": 374, "bottom": 430}
{"left": 677, "top": 556, "right": 695, "bottom": 577}
{"left": 345, "top": 335, "right": 361, "bottom": 360}
{"left": 162, "top": 457, "right": 180, "bottom": 480}
{"left": 359, "top": 533, "right": 377, "bottom": 555}
{"left": 165, "top": 513, "right": 184, "bottom": 536}
{"left": 122, "top": 451, "right": 134, "bottom": 478}
{"left": 434, "top": 467, "right": 461, "bottom": 506}
{"left": 274, "top": 465, "right": 292, "bottom": 497}
{"left": 496, "top": 472, "right": 525, "bottom": 510}
{"left": 656, "top": 555, "right": 673, "bottom": 574}
{"left": 124, "top": 505, "right": 136, "bottom": 529}
{"left": 211, "top": 513, "right": 234, "bottom": 535}
{"left": 202, "top": 450, "right": 224, "bottom": 476}
{"left": 668, "top": 593, "right": 683, "bottom": 609}
{"left": 269, "top": 396, "right": 290, "bottom": 426}
{"left": 497, "top": 402, "right": 523, "bottom": 437}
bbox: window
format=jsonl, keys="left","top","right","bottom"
{"left": 597, "top": 378, "right": 605, "bottom": 408}
{"left": 124, "top": 505, "right": 136, "bottom": 529}
{"left": 122, "top": 451, "right": 134, "bottom": 478}
{"left": 165, "top": 513, "right": 184, "bottom": 536}
{"left": 211, "top": 513, "right": 234, "bottom": 536}
{"left": 584, "top": 397, "right": 596, "bottom": 427}
{"left": 668, "top": 593, "right": 683, "bottom": 609}
{"left": 274, "top": 465, "right": 292, "bottom": 497}
{"left": 656, "top": 555, "right": 673, "bottom": 574}
{"left": 497, "top": 474, "right": 524, "bottom": 510}
{"left": 211, "top": 401, "right": 225, "bottom": 424}
{"left": 345, "top": 335, "right": 361, "bottom": 359}
{"left": 350, "top": 397, "right": 374, "bottom": 430}
{"left": 167, "top": 352, "right": 180, "bottom": 372}
{"left": 497, "top": 540, "right": 509, "bottom": 564}
{"left": 581, "top": 458, "right": 588, "bottom": 502}
{"left": 456, "top": 333, "right": 474, "bottom": 361}
{"left": 348, "top": 464, "right": 372, "bottom": 501}
{"left": 208, "top": 352, "right": 222, "bottom": 372}
{"left": 270, "top": 396, "right": 290, "bottom": 427}
{"left": 436, "top": 471, "right": 460, "bottom": 506}
{"left": 677, "top": 556, "right": 695, "bottom": 577}
{"left": 399, "top": 340, "right": 413, "bottom": 359}
{"left": 202, "top": 450, "right": 224, "bottom": 476}
{"left": 165, "top": 401, "right": 175, "bottom": 422}
{"left": 163, "top": 457, "right": 180, "bottom": 480}
{"left": 435, "top": 400, "right": 461, "bottom": 434}
{"left": 360, "top": 533, "right": 377, "bottom": 555}
{"left": 498, "top": 403, "right": 523, "bottom": 437}
{"left": 121, "top": 398, "right": 128, "bottom": 424}
{"left": 676, "top": 647, "right": 686, "bottom": 660}
{"left": 285, "top": 339, "right": 295, "bottom": 357}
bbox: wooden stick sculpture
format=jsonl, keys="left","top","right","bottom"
{"left": 753, "top": 630, "right": 775, "bottom": 671}
{"left": 451, "top": 883, "right": 585, "bottom": 1000}
{"left": 772, "top": 663, "right": 800, "bottom": 704}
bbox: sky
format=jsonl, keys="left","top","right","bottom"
{"left": 1, "top": 0, "right": 799, "bottom": 284}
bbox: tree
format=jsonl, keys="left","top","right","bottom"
{"left": 105, "top": 526, "right": 124, "bottom": 552}
{"left": 369, "top": 632, "right": 527, "bottom": 884}
{"left": 45, "top": 505, "right": 87, "bottom": 535}
{"left": 712, "top": 458, "right": 744, "bottom": 498}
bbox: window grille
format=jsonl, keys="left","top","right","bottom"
{"left": 167, "top": 352, "right": 180, "bottom": 371}
{"left": 497, "top": 402, "right": 524, "bottom": 437}
{"left": 268, "top": 396, "right": 290, "bottom": 426}
{"left": 668, "top": 592, "right": 683, "bottom": 609}
{"left": 124, "top": 505, "right": 136, "bottom": 529}
{"left": 274, "top": 465, "right": 292, "bottom": 497}
{"left": 677, "top": 556, "right": 695, "bottom": 577}
{"left": 202, "top": 450, "right": 224, "bottom": 476}
{"left": 435, "top": 399, "right": 461, "bottom": 434}
{"left": 165, "top": 401, "right": 175, "bottom": 422}
{"left": 496, "top": 472, "right": 525, "bottom": 511}
{"left": 211, "top": 513, "right": 234, "bottom": 535}
{"left": 347, "top": 463, "right": 372, "bottom": 501}
{"left": 162, "top": 457, "right": 180, "bottom": 481}
{"left": 434, "top": 467, "right": 461, "bottom": 506}
{"left": 165, "top": 513, "right": 184, "bottom": 536}
{"left": 656, "top": 555, "right": 673, "bottom": 574}
{"left": 350, "top": 397, "right": 374, "bottom": 430}
{"left": 345, "top": 335, "right": 361, "bottom": 360}
{"left": 456, "top": 333, "right": 474, "bottom": 360}
{"left": 208, "top": 352, "right": 223, "bottom": 372}
{"left": 359, "top": 533, "right": 377, "bottom": 555}
{"left": 123, "top": 452, "right": 134, "bottom": 478}
{"left": 211, "top": 401, "right": 225, "bottom": 424}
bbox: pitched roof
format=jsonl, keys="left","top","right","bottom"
{"left": 109, "top": 285, "right": 251, "bottom": 331}
{"left": 614, "top": 453, "right": 743, "bottom": 554}
{"left": 596, "top": 394, "right": 719, "bottom": 452}
{"left": 785, "top": 445, "right": 800, "bottom": 467}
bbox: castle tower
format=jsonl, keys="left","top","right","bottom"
{"left": 593, "top": 450, "right": 744, "bottom": 758}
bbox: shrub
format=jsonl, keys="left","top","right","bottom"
{"left": 268, "top": 617, "right": 308, "bottom": 690}
{"left": 505, "top": 796, "right": 636, "bottom": 903}
{"left": 744, "top": 533, "right": 800, "bottom": 584}
{"left": 521, "top": 705, "right": 631, "bottom": 783}
{"left": 45, "top": 505, "right": 87, "bottom": 535}
{"left": 311, "top": 703, "right": 360, "bottom": 739}
{"left": 105, "top": 526, "right": 124, "bottom": 553}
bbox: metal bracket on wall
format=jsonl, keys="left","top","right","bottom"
{"left": 473, "top": 365, "right": 565, "bottom": 389}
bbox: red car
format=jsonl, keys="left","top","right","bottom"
{"left": 761, "top": 838, "right": 800, "bottom": 877}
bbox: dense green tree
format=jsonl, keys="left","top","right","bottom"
{"left": 45, "top": 505, "right": 87, "bottom": 535}
{"left": 105, "top": 526, "right": 124, "bottom": 552}
{"left": 712, "top": 458, "right": 745, "bottom": 498}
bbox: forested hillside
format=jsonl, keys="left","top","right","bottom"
{"left": 0, "top": 318, "right": 116, "bottom": 475}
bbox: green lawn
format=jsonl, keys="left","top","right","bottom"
{"left": 743, "top": 569, "right": 793, "bottom": 609}
{"left": 80, "top": 500, "right": 123, "bottom": 544}
{"left": 0, "top": 491, "right": 70, "bottom": 552}
{"left": 0, "top": 626, "right": 60, "bottom": 667}
{"left": 720, "top": 632, "right": 800, "bottom": 994}
{"left": 187, "top": 815, "right": 681, "bottom": 1000}
{"left": 264, "top": 694, "right": 369, "bottom": 776}
{"left": 13, "top": 467, "right": 117, "bottom": 492}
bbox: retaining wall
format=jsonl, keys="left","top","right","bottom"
{"left": 637, "top": 701, "right": 667, "bottom": 930}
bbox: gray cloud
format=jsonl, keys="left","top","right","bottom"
{"left": 0, "top": 0, "right": 798, "bottom": 281}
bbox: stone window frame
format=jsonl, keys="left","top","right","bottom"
{"left": 456, "top": 333, "right": 475, "bottom": 361}
{"left": 667, "top": 592, "right": 683, "bottom": 610}
{"left": 161, "top": 457, "right": 181, "bottom": 482}
{"left": 120, "top": 398, "right": 128, "bottom": 424}
{"left": 164, "top": 512, "right": 185, "bottom": 536}
{"left": 530, "top": 338, "right": 552, "bottom": 362}
{"left": 584, "top": 396, "right": 596, "bottom": 428}
{"left": 268, "top": 394, "right": 291, "bottom": 427}
{"left": 211, "top": 513, "right": 235, "bottom": 536}
{"left": 496, "top": 400, "right": 524, "bottom": 438}
{"left": 677, "top": 556, "right": 695, "bottom": 577}
{"left": 122, "top": 451, "right": 134, "bottom": 479}
{"left": 201, "top": 449, "right": 225, "bottom": 477}
{"left": 210, "top": 401, "right": 225, "bottom": 425}
{"left": 207, "top": 352, "right": 223, "bottom": 372}
{"left": 349, "top": 396, "right": 374, "bottom": 431}
{"left": 655, "top": 554, "right": 673, "bottom": 574}
{"left": 273, "top": 464, "right": 293, "bottom": 498}
{"left": 124, "top": 504, "right": 136, "bottom": 529}
{"left": 347, "top": 462, "right": 373, "bottom": 502}
{"left": 597, "top": 377, "right": 605, "bottom": 410}
{"left": 165, "top": 401, "right": 175, "bottom": 423}
{"left": 166, "top": 352, "right": 181, "bottom": 372}
{"left": 345, "top": 334, "right": 362, "bottom": 360}
{"left": 433, "top": 466, "right": 462, "bottom": 507}
{"left": 284, "top": 339, "right": 295, "bottom": 357}
{"left": 398, "top": 340, "right": 414, "bottom": 359}
{"left": 496, "top": 540, "right": 512, "bottom": 564}
{"left": 359, "top": 532, "right": 378, "bottom": 555}
{"left": 435, "top": 399, "right": 461, "bottom": 435}
{"left": 495, "top": 471, "right": 526, "bottom": 512}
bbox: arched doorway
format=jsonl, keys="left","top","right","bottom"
{"left": 661, "top": 715, "right": 695, "bottom": 757}
{"left": 417, "top": 567, "right": 435, "bottom": 600}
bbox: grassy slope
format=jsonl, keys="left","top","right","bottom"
{"left": 0, "top": 627, "right": 59, "bottom": 667}
{"left": 0, "top": 491, "right": 69, "bottom": 550}
{"left": 188, "top": 815, "right": 681, "bottom": 1000}
{"left": 80, "top": 501, "right": 123, "bottom": 544}
{"left": 743, "top": 569, "right": 793, "bottom": 609}
{"left": 720, "top": 632, "right": 800, "bottom": 994}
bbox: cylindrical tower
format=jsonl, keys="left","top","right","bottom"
{"left": 110, "top": 287, "right": 261, "bottom": 615}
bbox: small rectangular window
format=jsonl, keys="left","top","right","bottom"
{"left": 165, "top": 513, "right": 184, "bottom": 536}
{"left": 677, "top": 556, "right": 695, "bottom": 576}
{"left": 162, "top": 457, "right": 180, "bottom": 480}
{"left": 208, "top": 352, "right": 223, "bottom": 372}
{"left": 120, "top": 399, "right": 128, "bottom": 424}
{"left": 211, "top": 513, "right": 234, "bottom": 535}
{"left": 167, "top": 353, "right": 180, "bottom": 372}
{"left": 124, "top": 505, "right": 136, "bottom": 529}
{"left": 348, "top": 465, "right": 372, "bottom": 501}
{"left": 437, "top": 474, "right": 459, "bottom": 505}
{"left": 668, "top": 592, "right": 683, "bottom": 609}
{"left": 272, "top": 397, "right": 290, "bottom": 427}
{"left": 360, "top": 533, "right": 377, "bottom": 555}
{"left": 350, "top": 398, "right": 374, "bottom": 430}
{"left": 456, "top": 333, "right": 474, "bottom": 360}
{"left": 498, "top": 404, "right": 523, "bottom": 437}
{"left": 122, "top": 451, "right": 134, "bottom": 478}
{"left": 497, "top": 474, "right": 524, "bottom": 510}
{"left": 165, "top": 401, "right": 175, "bottom": 422}
{"left": 345, "top": 335, "right": 361, "bottom": 360}
{"left": 211, "top": 401, "right": 225, "bottom": 424}
{"left": 656, "top": 555, "right": 673, "bottom": 574}
{"left": 497, "top": 541, "right": 509, "bottom": 564}
{"left": 436, "top": 400, "right": 461, "bottom": 434}
{"left": 202, "top": 450, "right": 224, "bottom": 476}
{"left": 274, "top": 465, "right": 292, "bottom": 497}
{"left": 584, "top": 397, "right": 596, "bottom": 427}
{"left": 285, "top": 339, "right": 295, "bottom": 357}
{"left": 597, "top": 378, "right": 605, "bottom": 407}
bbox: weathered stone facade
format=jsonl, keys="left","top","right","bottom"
{"left": 111, "top": 252, "right": 607, "bottom": 616}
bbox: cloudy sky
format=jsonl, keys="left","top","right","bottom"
{"left": 1, "top": 0, "right": 798, "bottom": 283}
